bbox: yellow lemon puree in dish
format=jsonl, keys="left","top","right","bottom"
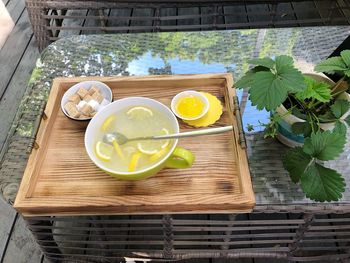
{"left": 184, "top": 92, "right": 223, "bottom": 127}
{"left": 176, "top": 95, "right": 205, "bottom": 118}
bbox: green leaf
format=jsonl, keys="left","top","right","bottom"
{"left": 345, "top": 115, "right": 350, "bottom": 126}
{"left": 296, "top": 76, "right": 331, "bottom": 102}
{"left": 283, "top": 147, "right": 312, "bottom": 183}
{"left": 340, "top": 50, "right": 350, "bottom": 67}
{"left": 292, "top": 122, "right": 312, "bottom": 137}
{"left": 333, "top": 121, "right": 347, "bottom": 137}
{"left": 292, "top": 107, "right": 307, "bottom": 120}
{"left": 235, "top": 66, "right": 269, "bottom": 88}
{"left": 275, "top": 56, "right": 305, "bottom": 92}
{"left": 330, "top": 100, "right": 350, "bottom": 119}
{"left": 249, "top": 71, "right": 288, "bottom": 111}
{"left": 275, "top": 55, "right": 294, "bottom": 69}
{"left": 246, "top": 124, "right": 254, "bottom": 132}
{"left": 235, "top": 72, "right": 254, "bottom": 89}
{"left": 248, "top": 58, "right": 275, "bottom": 69}
{"left": 319, "top": 111, "right": 337, "bottom": 122}
{"left": 303, "top": 131, "right": 346, "bottom": 161}
{"left": 345, "top": 69, "right": 350, "bottom": 77}
{"left": 314, "top": 57, "right": 347, "bottom": 74}
{"left": 300, "top": 163, "right": 345, "bottom": 202}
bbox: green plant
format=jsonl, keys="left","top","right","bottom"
{"left": 236, "top": 51, "right": 350, "bottom": 202}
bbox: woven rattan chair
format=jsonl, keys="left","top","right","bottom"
{"left": 25, "top": 0, "right": 350, "bottom": 51}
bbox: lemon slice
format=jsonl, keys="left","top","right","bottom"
{"left": 137, "top": 142, "right": 159, "bottom": 155}
{"left": 126, "top": 106, "right": 153, "bottom": 119}
{"left": 150, "top": 146, "right": 169, "bottom": 162}
{"left": 137, "top": 128, "right": 170, "bottom": 155}
{"left": 95, "top": 141, "right": 114, "bottom": 161}
{"left": 128, "top": 152, "right": 142, "bottom": 172}
{"left": 160, "top": 128, "right": 170, "bottom": 149}
{"left": 101, "top": 115, "right": 116, "bottom": 132}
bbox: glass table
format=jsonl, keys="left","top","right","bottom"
{"left": 1, "top": 26, "right": 350, "bottom": 261}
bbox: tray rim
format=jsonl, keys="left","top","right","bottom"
{"left": 14, "top": 73, "right": 255, "bottom": 217}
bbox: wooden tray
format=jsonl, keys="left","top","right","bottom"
{"left": 14, "top": 74, "right": 255, "bottom": 216}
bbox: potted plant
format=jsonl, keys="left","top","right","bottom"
{"left": 236, "top": 51, "right": 350, "bottom": 202}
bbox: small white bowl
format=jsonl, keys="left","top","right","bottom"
{"left": 61, "top": 80, "right": 113, "bottom": 121}
{"left": 171, "top": 90, "right": 209, "bottom": 121}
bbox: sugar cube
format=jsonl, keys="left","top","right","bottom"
{"left": 64, "top": 102, "right": 80, "bottom": 118}
{"left": 77, "top": 100, "right": 87, "bottom": 111}
{"left": 83, "top": 94, "right": 93, "bottom": 102}
{"left": 88, "top": 85, "right": 99, "bottom": 95}
{"left": 77, "top": 87, "right": 89, "bottom": 99}
{"left": 81, "top": 104, "right": 93, "bottom": 116}
{"left": 68, "top": 94, "right": 80, "bottom": 104}
{"left": 91, "top": 91, "right": 104, "bottom": 103}
{"left": 88, "top": 99, "right": 100, "bottom": 111}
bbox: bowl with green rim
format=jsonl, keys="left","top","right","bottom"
{"left": 84, "top": 97, "right": 195, "bottom": 180}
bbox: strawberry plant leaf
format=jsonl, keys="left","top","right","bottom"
{"left": 235, "top": 66, "right": 269, "bottom": 89}
{"left": 330, "top": 100, "right": 350, "bottom": 118}
{"left": 345, "top": 115, "right": 350, "bottom": 126}
{"left": 296, "top": 76, "right": 331, "bottom": 102}
{"left": 292, "top": 122, "right": 313, "bottom": 137}
{"left": 275, "top": 56, "right": 305, "bottom": 92}
{"left": 345, "top": 69, "right": 350, "bottom": 77}
{"left": 249, "top": 71, "right": 289, "bottom": 111}
{"left": 300, "top": 163, "right": 345, "bottom": 202}
{"left": 303, "top": 131, "right": 346, "bottom": 161}
{"left": 314, "top": 57, "right": 347, "bottom": 74}
{"left": 283, "top": 147, "right": 312, "bottom": 183}
{"left": 340, "top": 50, "right": 350, "bottom": 67}
{"left": 333, "top": 121, "right": 347, "bottom": 137}
{"left": 248, "top": 58, "right": 275, "bottom": 69}
{"left": 319, "top": 111, "right": 337, "bottom": 122}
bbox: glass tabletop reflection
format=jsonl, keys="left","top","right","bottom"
{"left": 21, "top": 26, "right": 350, "bottom": 206}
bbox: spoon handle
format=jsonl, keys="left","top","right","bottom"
{"left": 152, "top": 125, "right": 233, "bottom": 140}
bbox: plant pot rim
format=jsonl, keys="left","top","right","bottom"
{"left": 276, "top": 73, "right": 350, "bottom": 125}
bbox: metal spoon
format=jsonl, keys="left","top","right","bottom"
{"left": 103, "top": 125, "right": 233, "bottom": 146}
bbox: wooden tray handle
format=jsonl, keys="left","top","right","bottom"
{"left": 233, "top": 96, "right": 247, "bottom": 149}
{"left": 27, "top": 102, "right": 47, "bottom": 153}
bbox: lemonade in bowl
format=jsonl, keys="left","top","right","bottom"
{"left": 85, "top": 97, "right": 194, "bottom": 180}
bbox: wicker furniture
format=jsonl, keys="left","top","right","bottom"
{"left": 25, "top": 0, "right": 350, "bottom": 51}
{"left": 2, "top": 27, "right": 350, "bottom": 262}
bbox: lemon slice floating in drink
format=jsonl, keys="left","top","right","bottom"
{"left": 128, "top": 152, "right": 142, "bottom": 172}
{"left": 101, "top": 115, "right": 116, "bottom": 131}
{"left": 137, "top": 128, "right": 170, "bottom": 155}
{"left": 127, "top": 106, "right": 153, "bottom": 120}
{"left": 95, "top": 141, "right": 114, "bottom": 161}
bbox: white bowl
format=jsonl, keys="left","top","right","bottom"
{"left": 85, "top": 97, "right": 179, "bottom": 179}
{"left": 61, "top": 80, "right": 113, "bottom": 121}
{"left": 171, "top": 90, "right": 209, "bottom": 121}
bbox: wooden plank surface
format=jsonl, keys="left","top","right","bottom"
{"left": 177, "top": 7, "right": 200, "bottom": 30}
{"left": 0, "top": 37, "right": 39, "bottom": 157}
{"left": 291, "top": 1, "right": 320, "bottom": 26}
{"left": 14, "top": 74, "right": 254, "bottom": 216}
{"left": 0, "top": 197, "right": 16, "bottom": 262}
{"left": 129, "top": 7, "right": 154, "bottom": 33}
{"left": 1, "top": 216, "right": 42, "bottom": 263}
{"left": 0, "top": 9, "right": 32, "bottom": 99}
{"left": 108, "top": 8, "right": 132, "bottom": 33}
{"left": 6, "top": 0, "right": 25, "bottom": 24}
